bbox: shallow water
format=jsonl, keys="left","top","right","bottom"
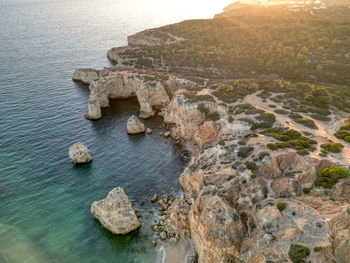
{"left": 0, "top": 0, "right": 232, "bottom": 262}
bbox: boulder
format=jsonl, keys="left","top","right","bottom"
{"left": 146, "top": 128, "right": 153, "bottom": 134}
{"left": 126, "top": 115, "right": 145, "bottom": 134}
{"left": 68, "top": 142, "right": 93, "bottom": 164}
{"left": 151, "top": 194, "right": 158, "bottom": 202}
{"left": 91, "top": 187, "right": 141, "bottom": 235}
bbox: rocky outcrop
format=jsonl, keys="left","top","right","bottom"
{"left": 73, "top": 68, "right": 196, "bottom": 120}
{"left": 127, "top": 28, "right": 184, "bottom": 46}
{"left": 333, "top": 230, "right": 350, "bottom": 263}
{"left": 126, "top": 115, "right": 145, "bottom": 134}
{"left": 163, "top": 90, "right": 220, "bottom": 146}
{"left": 189, "top": 185, "right": 245, "bottom": 263}
{"left": 72, "top": 69, "right": 99, "bottom": 85}
{"left": 91, "top": 187, "right": 141, "bottom": 235}
{"left": 68, "top": 142, "right": 93, "bottom": 164}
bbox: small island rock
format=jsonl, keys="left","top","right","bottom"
{"left": 68, "top": 142, "right": 93, "bottom": 164}
{"left": 151, "top": 194, "right": 158, "bottom": 202}
{"left": 146, "top": 128, "right": 152, "bottom": 134}
{"left": 91, "top": 187, "right": 141, "bottom": 235}
{"left": 127, "top": 115, "right": 145, "bottom": 134}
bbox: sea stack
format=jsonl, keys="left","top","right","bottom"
{"left": 91, "top": 187, "right": 141, "bottom": 235}
{"left": 126, "top": 115, "right": 145, "bottom": 134}
{"left": 68, "top": 142, "right": 93, "bottom": 164}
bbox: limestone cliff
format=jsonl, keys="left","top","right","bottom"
{"left": 73, "top": 67, "right": 194, "bottom": 120}
{"left": 74, "top": 19, "right": 350, "bottom": 263}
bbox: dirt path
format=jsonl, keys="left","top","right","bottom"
{"left": 244, "top": 93, "right": 350, "bottom": 164}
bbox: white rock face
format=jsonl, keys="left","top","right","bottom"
{"left": 91, "top": 187, "right": 141, "bottom": 235}
{"left": 72, "top": 69, "right": 99, "bottom": 85}
{"left": 127, "top": 115, "right": 145, "bottom": 134}
{"left": 68, "top": 142, "right": 93, "bottom": 164}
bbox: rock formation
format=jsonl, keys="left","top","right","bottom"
{"left": 72, "top": 69, "right": 99, "bottom": 85}
{"left": 68, "top": 142, "right": 93, "bottom": 164}
{"left": 126, "top": 115, "right": 145, "bottom": 134}
{"left": 74, "top": 16, "right": 350, "bottom": 262}
{"left": 73, "top": 67, "right": 197, "bottom": 120}
{"left": 91, "top": 187, "right": 141, "bottom": 235}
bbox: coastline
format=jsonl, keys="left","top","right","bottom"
{"left": 73, "top": 2, "right": 350, "bottom": 262}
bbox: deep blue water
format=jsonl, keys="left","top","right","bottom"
{"left": 0, "top": 0, "right": 230, "bottom": 262}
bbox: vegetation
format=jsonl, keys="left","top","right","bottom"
{"left": 117, "top": 4, "right": 350, "bottom": 87}
{"left": 230, "top": 103, "right": 264, "bottom": 115}
{"left": 258, "top": 151, "right": 270, "bottom": 161}
{"left": 335, "top": 131, "right": 350, "bottom": 143}
{"left": 334, "top": 122, "right": 350, "bottom": 143}
{"left": 288, "top": 244, "right": 310, "bottom": 263}
{"left": 252, "top": 113, "right": 276, "bottom": 130}
{"left": 314, "top": 247, "right": 322, "bottom": 253}
{"left": 251, "top": 174, "right": 258, "bottom": 179}
{"left": 277, "top": 202, "right": 287, "bottom": 211}
{"left": 238, "top": 146, "right": 254, "bottom": 158}
{"left": 245, "top": 161, "right": 257, "bottom": 171}
{"left": 294, "top": 117, "right": 318, "bottom": 129}
{"left": 227, "top": 175, "right": 234, "bottom": 181}
{"left": 314, "top": 166, "right": 350, "bottom": 189}
{"left": 340, "top": 123, "right": 350, "bottom": 131}
{"left": 320, "top": 143, "right": 344, "bottom": 154}
{"left": 274, "top": 109, "right": 289, "bottom": 115}
{"left": 261, "top": 128, "right": 317, "bottom": 154}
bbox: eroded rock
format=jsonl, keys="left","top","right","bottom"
{"left": 127, "top": 115, "right": 145, "bottom": 134}
{"left": 68, "top": 142, "right": 93, "bottom": 164}
{"left": 72, "top": 69, "right": 99, "bottom": 85}
{"left": 91, "top": 187, "right": 141, "bottom": 235}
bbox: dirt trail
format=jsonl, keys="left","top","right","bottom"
{"left": 244, "top": 93, "right": 350, "bottom": 164}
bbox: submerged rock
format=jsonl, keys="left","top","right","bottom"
{"left": 127, "top": 115, "right": 145, "bottom": 134}
{"left": 68, "top": 142, "right": 93, "bottom": 164}
{"left": 151, "top": 194, "right": 158, "bottom": 202}
{"left": 91, "top": 187, "right": 141, "bottom": 235}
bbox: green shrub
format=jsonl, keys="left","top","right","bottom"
{"left": 227, "top": 175, "right": 234, "bottom": 181}
{"left": 252, "top": 113, "right": 276, "bottom": 129}
{"left": 267, "top": 143, "right": 278, "bottom": 151}
{"left": 314, "top": 247, "right": 322, "bottom": 252}
{"left": 274, "top": 109, "right": 289, "bottom": 115}
{"left": 334, "top": 131, "right": 350, "bottom": 142}
{"left": 310, "top": 113, "right": 330, "bottom": 121}
{"left": 245, "top": 161, "right": 257, "bottom": 171}
{"left": 297, "top": 149, "right": 309, "bottom": 156}
{"left": 289, "top": 113, "right": 303, "bottom": 120}
{"left": 288, "top": 244, "right": 310, "bottom": 263}
{"left": 294, "top": 118, "right": 317, "bottom": 129}
{"left": 258, "top": 151, "right": 270, "bottom": 161}
{"left": 314, "top": 166, "right": 350, "bottom": 189}
{"left": 277, "top": 202, "right": 287, "bottom": 211}
{"left": 135, "top": 58, "right": 153, "bottom": 68}
{"left": 251, "top": 174, "right": 258, "bottom": 179}
{"left": 302, "top": 188, "right": 311, "bottom": 194}
{"left": 321, "top": 143, "right": 344, "bottom": 153}
{"left": 237, "top": 146, "right": 254, "bottom": 158}
{"left": 340, "top": 123, "right": 350, "bottom": 131}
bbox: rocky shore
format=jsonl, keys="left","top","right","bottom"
{"left": 73, "top": 3, "right": 350, "bottom": 262}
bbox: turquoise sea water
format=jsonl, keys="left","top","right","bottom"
{"left": 0, "top": 0, "right": 231, "bottom": 262}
